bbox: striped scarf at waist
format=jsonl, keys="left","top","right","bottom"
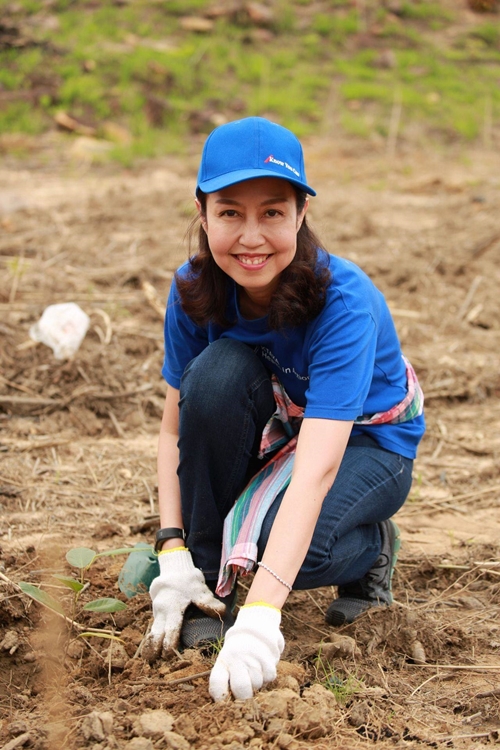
{"left": 215, "top": 356, "right": 423, "bottom": 597}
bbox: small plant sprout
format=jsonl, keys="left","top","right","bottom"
{"left": 313, "top": 646, "right": 364, "bottom": 703}
{"left": 207, "top": 634, "right": 225, "bottom": 661}
{"left": 18, "top": 545, "right": 148, "bottom": 641}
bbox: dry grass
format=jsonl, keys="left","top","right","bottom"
{"left": 1, "top": 137, "right": 499, "bottom": 748}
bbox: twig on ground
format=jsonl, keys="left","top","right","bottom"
{"left": 134, "top": 622, "right": 152, "bottom": 659}
{"left": 0, "top": 293, "right": 143, "bottom": 311}
{"left": 162, "top": 670, "right": 211, "bottom": 687}
{"left": 476, "top": 688, "right": 500, "bottom": 699}
{"left": 434, "top": 561, "right": 500, "bottom": 579}
{"left": 281, "top": 608, "right": 330, "bottom": 638}
{"left": 426, "top": 432, "right": 491, "bottom": 456}
{"left": 0, "top": 473, "right": 25, "bottom": 486}
{"left": 141, "top": 280, "right": 166, "bottom": 319}
{"left": 413, "top": 568, "right": 480, "bottom": 611}
{"left": 0, "top": 383, "right": 153, "bottom": 410}
{"left": 0, "top": 373, "right": 36, "bottom": 395}
{"left": 108, "top": 641, "right": 113, "bottom": 686}
{"left": 470, "top": 232, "right": 500, "bottom": 259}
{"left": 457, "top": 275, "right": 482, "bottom": 320}
{"left": 93, "top": 308, "right": 113, "bottom": 344}
{"left": 108, "top": 408, "right": 126, "bottom": 438}
{"left": 305, "top": 589, "right": 327, "bottom": 617}
{"left": 0, "top": 395, "right": 64, "bottom": 406}
{"left": 436, "top": 730, "right": 500, "bottom": 742}
{"left": 0, "top": 732, "right": 32, "bottom": 750}
{"left": 407, "top": 664, "right": 500, "bottom": 671}
{"left": 449, "top": 485, "right": 500, "bottom": 503}
{"left": 405, "top": 485, "right": 500, "bottom": 517}
{"left": 142, "top": 479, "right": 155, "bottom": 515}
{"left": 8, "top": 247, "right": 25, "bottom": 304}
{"left": 481, "top": 568, "right": 500, "bottom": 577}
{"left": 410, "top": 672, "right": 455, "bottom": 696}
{"left": 130, "top": 515, "right": 160, "bottom": 534}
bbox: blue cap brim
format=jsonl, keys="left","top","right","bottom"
{"left": 197, "top": 169, "right": 317, "bottom": 197}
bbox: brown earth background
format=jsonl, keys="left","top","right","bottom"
{"left": 1, "top": 114, "right": 500, "bottom": 749}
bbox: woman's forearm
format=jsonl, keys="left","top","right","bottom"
{"left": 157, "top": 429, "right": 182, "bottom": 528}
{"left": 245, "top": 418, "right": 353, "bottom": 609}
{"left": 245, "top": 477, "right": 328, "bottom": 608}
{"left": 156, "top": 387, "right": 183, "bottom": 549}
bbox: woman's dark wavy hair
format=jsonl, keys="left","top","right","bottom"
{"left": 175, "top": 187, "right": 331, "bottom": 330}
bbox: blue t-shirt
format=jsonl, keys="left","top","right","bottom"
{"left": 162, "top": 254, "right": 425, "bottom": 459}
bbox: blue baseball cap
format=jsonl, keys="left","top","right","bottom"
{"left": 196, "top": 117, "right": 316, "bottom": 196}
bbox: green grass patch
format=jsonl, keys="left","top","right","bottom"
{"left": 0, "top": 102, "right": 47, "bottom": 135}
{"left": 311, "top": 10, "right": 359, "bottom": 41}
{"left": 398, "top": 2, "right": 455, "bottom": 24}
{"left": 469, "top": 22, "right": 500, "bottom": 48}
{"left": 1, "top": 0, "right": 499, "bottom": 159}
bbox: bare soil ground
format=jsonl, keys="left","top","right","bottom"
{"left": 0, "top": 134, "right": 499, "bottom": 750}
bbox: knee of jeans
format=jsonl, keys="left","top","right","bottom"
{"left": 180, "top": 339, "right": 267, "bottom": 412}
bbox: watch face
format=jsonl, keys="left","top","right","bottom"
{"left": 155, "top": 528, "right": 185, "bottom": 552}
{"left": 156, "top": 528, "right": 184, "bottom": 540}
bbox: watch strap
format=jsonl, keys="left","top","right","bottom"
{"left": 155, "top": 527, "right": 186, "bottom": 552}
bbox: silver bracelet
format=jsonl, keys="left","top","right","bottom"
{"left": 257, "top": 562, "right": 292, "bottom": 592}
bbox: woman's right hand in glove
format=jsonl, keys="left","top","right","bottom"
{"left": 209, "top": 603, "right": 285, "bottom": 701}
{"left": 142, "top": 547, "right": 226, "bottom": 661}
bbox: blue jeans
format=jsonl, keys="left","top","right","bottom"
{"left": 177, "top": 339, "right": 414, "bottom": 589}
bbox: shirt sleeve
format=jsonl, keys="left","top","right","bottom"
{"left": 161, "top": 278, "right": 209, "bottom": 388}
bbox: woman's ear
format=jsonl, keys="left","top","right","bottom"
{"left": 296, "top": 196, "right": 309, "bottom": 231}
{"left": 195, "top": 198, "right": 208, "bottom": 233}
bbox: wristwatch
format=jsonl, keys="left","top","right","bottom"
{"left": 154, "top": 527, "right": 186, "bottom": 553}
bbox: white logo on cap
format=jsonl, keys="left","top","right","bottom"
{"left": 264, "top": 155, "right": 300, "bottom": 178}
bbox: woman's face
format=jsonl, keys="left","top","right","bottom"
{"left": 198, "top": 177, "right": 308, "bottom": 309}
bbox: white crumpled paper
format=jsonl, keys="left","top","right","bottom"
{"left": 29, "top": 302, "right": 90, "bottom": 360}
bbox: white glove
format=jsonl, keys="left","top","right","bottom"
{"left": 143, "top": 548, "right": 226, "bottom": 661}
{"left": 209, "top": 604, "right": 285, "bottom": 701}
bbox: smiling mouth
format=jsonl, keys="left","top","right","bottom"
{"left": 236, "top": 255, "right": 270, "bottom": 266}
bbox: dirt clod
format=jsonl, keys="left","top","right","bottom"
{"left": 81, "top": 711, "right": 113, "bottom": 742}
{"left": 162, "top": 732, "right": 190, "bottom": 750}
{"left": 133, "top": 710, "right": 175, "bottom": 738}
{"left": 126, "top": 739, "right": 154, "bottom": 750}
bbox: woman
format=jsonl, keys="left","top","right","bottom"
{"left": 143, "top": 117, "right": 425, "bottom": 702}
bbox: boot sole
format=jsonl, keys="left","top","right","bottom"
{"left": 325, "top": 519, "right": 401, "bottom": 626}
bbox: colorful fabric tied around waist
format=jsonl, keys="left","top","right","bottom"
{"left": 215, "top": 356, "right": 424, "bottom": 597}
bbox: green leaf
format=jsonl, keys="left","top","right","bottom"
{"left": 52, "top": 575, "right": 85, "bottom": 592}
{"left": 82, "top": 598, "right": 127, "bottom": 613}
{"left": 18, "top": 582, "right": 65, "bottom": 616}
{"left": 95, "top": 546, "right": 152, "bottom": 559}
{"left": 66, "top": 547, "right": 96, "bottom": 570}
{"left": 78, "top": 632, "right": 125, "bottom": 643}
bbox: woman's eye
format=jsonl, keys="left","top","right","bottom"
{"left": 221, "top": 209, "right": 238, "bottom": 217}
{"left": 266, "top": 209, "right": 281, "bottom": 217}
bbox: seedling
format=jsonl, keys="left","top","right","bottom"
{"left": 18, "top": 545, "right": 144, "bottom": 640}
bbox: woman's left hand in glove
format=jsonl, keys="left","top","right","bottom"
{"left": 209, "top": 603, "right": 284, "bottom": 701}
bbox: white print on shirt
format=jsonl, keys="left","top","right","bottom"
{"left": 259, "top": 346, "right": 309, "bottom": 381}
